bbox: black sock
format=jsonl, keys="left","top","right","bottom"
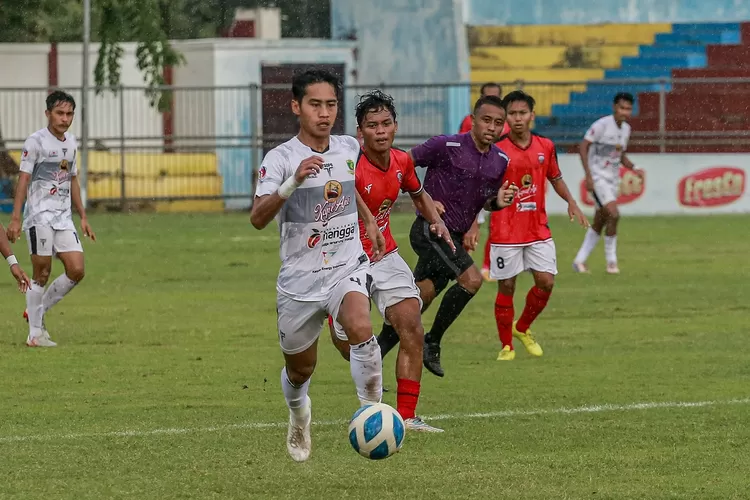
{"left": 424, "top": 285, "right": 475, "bottom": 346}
{"left": 376, "top": 323, "right": 399, "bottom": 359}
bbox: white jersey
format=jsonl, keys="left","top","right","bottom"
{"left": 583, "top": 115, "right": 631, "bottom": 183}
{"left": 19, "top": 127, "right": 78, "bottom": 231}
{"left": 256, "top": 135, "right": 367, "bottom": 301}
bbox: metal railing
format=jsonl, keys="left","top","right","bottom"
{"left": 0, "top": 78, "right": 748, "bottom": 209}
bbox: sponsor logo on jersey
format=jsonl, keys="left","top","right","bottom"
{"left": 365, "top": 183, "right": 372, "bottom": 193}
{"left": 308, "top": 222, "right": 357, "bottom": 248}
{"left": 322, "top": 163, "right": 334, "bottom": 176}
{"left": 49, "top": 150, "right": 58, "bottom": 158}
{"left": 62, "top": 148, "right": 68, "bottom": 156}
{"left": 60, "top": 159, "right": 69, "bottom": 171}
{"left": 521, "top": 174, "right": 533, "bottom": 188}
{"left": 678, "top": 167, "right": 745, "bottom": 208}
{"left": 378, "top": 199, "right": 393, "bottom": 214}
{"left": 323, "top": 250, "right": 337, "bottom": 265}
{"left": 22, "top": 149, "right": 29, "bottom": 159}
{"left": 347, "top": 159, "right": 355, "bottom": 174}
{"left": 49, "top": 187, "right": 57, "bottom": 196}
{"left": 324, "top": 180, "right": 342, "bottom": 201}
{"left": 259, "top": 166, "right": 267, "bottom": 180}
{"left": 52, "top": 170, "right": 70, "bottom": 183}
{"left": 579, "top": 167, "right": 645, "bottom": 206}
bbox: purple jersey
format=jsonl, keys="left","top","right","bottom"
{"left": 411, "top": 132, "right": 509, "bottom": 234}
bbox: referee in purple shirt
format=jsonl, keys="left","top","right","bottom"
{"left": 377, "top": 94, "right": 517, "bottom": 377}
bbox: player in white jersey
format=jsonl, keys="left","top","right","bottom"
{"left": 573, "top": 92, "right": 643, "bottom": 274}
{"left": 250, "top": 69, "right": 387, "bottom": 463}
{"left": 7, "top": 91, "right": 96, "bottom": 347}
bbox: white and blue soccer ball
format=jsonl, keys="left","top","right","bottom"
{"left": 348, "top": 402, "right": 405, "bottom": 460}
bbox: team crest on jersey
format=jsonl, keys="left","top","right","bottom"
{"left": 521, "top": 174, "right": 533, "bottom": 187}
{"left": 397, "top": 171, "right": 403, "bottom": 183}
{"left": 324, "top": 180, "right": 343, "bottom": 201}
{"left": 347, "top": 159, "right": 355, "bottom": 174}
{"left": 378, "top": 199, "right": 393, "bottom": 214}
{"left": 537, "top": 153, "right": 545, "bottom": 164}
{"left": 60, "top": 160, "right": 69, "bottom": 171}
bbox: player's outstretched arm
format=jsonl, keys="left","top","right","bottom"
{"left": 0, "top": 222, "right": 30, "bottom": 293}
{"left": 7, "top": 172, "right": 30, "bottom": 243}
{"left": 551, "top": 178, "right": 589, "bottom": 228}
{"left": 250, "top": 155, "right": 323, "bottom": 230}
{"left": 411, "top": 191, "right": 455, "bottom": 253}
{"left": 355, "top": 191, "right": 385, "bottom": 262}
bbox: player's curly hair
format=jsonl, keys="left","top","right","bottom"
{"left": 355, "top": 90, "right": 397, "bottom": 127}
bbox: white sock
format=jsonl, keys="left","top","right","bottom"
{"left": 349, "top": 336, "right": 383, "bottom": 405}
{"left": 26, "top": 282, "right": 45, "bottom": 331}
{"left": 42, "top": 274, "right": 78, "bottom": 313}
{"left": 280, "top": 367, "right": 311, "bottom": 420}
{"left": 574, "top": 228, "right": 601, "bottom": 264}
{"left": 604, "top": 235, "right": 618, "bottom": 264}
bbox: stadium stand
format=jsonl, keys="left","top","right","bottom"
{"left": 469, "top": 22, "right": 749, "bottom": 152}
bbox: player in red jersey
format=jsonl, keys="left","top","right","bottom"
{"left": 327, "top": 90, "right": 451, "bottom": 432}
{"left": 490, "top": 90, "right": 588, "bottom": 360}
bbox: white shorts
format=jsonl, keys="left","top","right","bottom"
{"left": 277, "top": 267, "right": 369, "bottom": 355}
{"left": 489, "top": 240, "right": 558, "bottom": 280}
{"left": 333, "top": 251, "right": 422, "bottom": 341}
{"left": 26, "top": 226, "right": 83, "bottom": 256}
{"left": 592, "top": 178, "right": 618, "bottom": 208}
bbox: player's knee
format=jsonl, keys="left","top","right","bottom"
{"left": 458, "top": 267, "right": 483, "bottom": 294}
{"left": 286, "top": 362, "right": 315, "bottom": 385}
{"left": 606, "top": 206, "right": 620, "bottom": 220}
{"left": 534, "top": 274, "right": 555, "bottom": 292}
{"left": 344, "top": 316, "right": 373, "bottom": 345}
{"left": 33, "top": 267, "right": 51, "bottom": 286}
{"left": 498, "top": 278, "right": 516, "bottom": 296}
{"left": 67, "top": 267, "right": 85, "bottom": 283}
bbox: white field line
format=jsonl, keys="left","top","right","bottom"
{"left": 1, "top": 397, "right": 748, "bottom": 444}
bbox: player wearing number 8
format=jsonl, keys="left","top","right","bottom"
{"left": 490, "top": 91, "right": 588, "bottom": 361}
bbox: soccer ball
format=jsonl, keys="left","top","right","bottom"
{"left": 348, "top": 403, "right": 405, "bottom": 460}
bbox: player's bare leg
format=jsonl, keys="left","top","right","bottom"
{"left": 281, "top": 341, "right": 317, "bottom": 462}
{"left": 512, "top": 271, "right": 553, "bottom": 357}
{"left": 495, "top": 276, "right": 517, "bottom": 360}
{"left": 423, "top": 266, "right": 482, "bottom": 377}
{"left": 337, "top": 291, "right": 383, "bottom": 406}
{"left": 376, "top": 277, "right": 438, "bottom": 359}
{"left": 26, "top": 255, "right": 55, "bottom": 347}
{"left": 573, "top": 208, "right": 607, "bottom": 273}
{"left": 602, "top": 202, "right": 620, "bottom": 274}
{"left": 385, "top": 298, "right": 443, "bottom": 432}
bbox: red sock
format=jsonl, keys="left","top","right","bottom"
{"left": 494, "top": 292, "right": 514, "bottom": 349}
{"left": 396, "top": 378, "right": 420, "bottom": 420}
{"left": 482, "top": 238, "right": 491, "bottom": 270}
{"left": 516, "top": 286, "right": 552, "bottom": 333}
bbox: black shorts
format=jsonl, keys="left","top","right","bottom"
{"left": 409, "top": 216, "right": 475, "bottom": 294}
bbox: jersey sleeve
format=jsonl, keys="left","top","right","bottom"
{"left": 70, "top": 139, "right": 79, "bottom": 176}
{"left": 410, "top": 135, "right": 445, "bottom": 169}
{"left": 583, "top": 119, "right": 603, "bottom": 143}
{"left": 400, "top": 154, "right": 423, "bottom": 195}
{"left": 255, "top": 149, "right": 290, "bottom": 197}
{"left": 547, "top": 143, "right": 562, "bottom": 182}
{"left": 19, "top": 136, "right": 41, "bottom": 175}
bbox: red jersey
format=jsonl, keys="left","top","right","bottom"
{"left": 356, "top": 148, "right": 423, "bottom": 258}
{"left": 459, "top": 114, "right": 510, "bottom": 135}
{"left": 489, "top": 133, "right": 562, "bottom": 245}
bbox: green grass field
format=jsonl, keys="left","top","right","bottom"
{"left": 1, "top": 212, "right": 749, "bottom": 499}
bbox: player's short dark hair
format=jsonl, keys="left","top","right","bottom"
{"left": 355, "top": 90, "right": 397, "bottom": 127}
{"left": 473, "top": 95, "right": 505, "bottom": 115}
{"left": 46, "top": 90, "right": 76, "bottom": 111}
{"left": 291, "top": 69, "right": 342, "bottom": 102}
{"left": 502, "top": 90, "right": 536, "bottom": 112}
{"left": 614, "top": 92, "right": 634, "bottom": 105}
{"left": 480, "top": 82, "right": 502, "bottom": 95}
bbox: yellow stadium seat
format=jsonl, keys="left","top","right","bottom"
{"left": 469, "top": 23, "right": 671, "bottom": 47}
{"left": 87, "top": 175, "right": 222, "bottom": 200}
{"left": 471, "top": 68, "right": 604, "bottom": 83}
{"left": 469, "top": 83, "right": 586, "bottom": 116}
{"left": 470, "top": 45, "right": 640, "bottom": 70}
